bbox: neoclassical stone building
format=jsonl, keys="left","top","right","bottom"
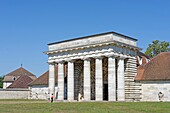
{"left": 45, "top": 32, "right": 141, "bottom": 101}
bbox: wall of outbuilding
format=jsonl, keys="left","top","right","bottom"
{"left": 141, "top": 81, "right": 170, "bottom": 101}
{"left": 3, "top": 82, "right": 12, "bottom": 89}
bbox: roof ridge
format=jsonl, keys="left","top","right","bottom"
{"left": 5, "top": 67, "right": 36, "bottom": 77}
{"left": 143, "top": 52, "right": 165, "bottom": 67}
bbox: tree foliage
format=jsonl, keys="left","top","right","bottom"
{"left": 0, "top": 76, "right": 4, "bottom": 88}
{"left": 145, "top": 40, "right": 170, "bottom": 57}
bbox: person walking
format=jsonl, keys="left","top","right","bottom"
{"left": 158, "top": 92, "right": 164, "bottom": 102}
{"left": 51, "top": 93, "right": 54, "bottom": 103}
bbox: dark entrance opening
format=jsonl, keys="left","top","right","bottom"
{"left": 115, "top": 59, "right": 118, "bottom": 101}
{"left": 103, "top": 84, "right": 108, "bottom": 100}
{"left": 64, "top": 76, "right": 67, "bottom": 100}
{"left": 64, "top": 63, "right": 68, "bottom": 100}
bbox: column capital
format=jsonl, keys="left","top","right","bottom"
{"left": 105, "top": 54, "right": 116, "bottom": 58}
{"left": 118, "top": 54, "right": 127, "bottom": 60}
{"left": 93, "top": 56, "right": 104, "bottom": 60}
{"left": 66, "top": 59, "right": 75, "bottom": 63}
{"left": 105, "top": 52, "right": 119, "bottom": 58}
{"left": 81, "top": 57, "right": 91, "bottom": 61}
{"left": 48, "top": 61, "right": 56, "bottom": 65}
{"left": 57, "top": 60, "right": 65, "bottom": 64}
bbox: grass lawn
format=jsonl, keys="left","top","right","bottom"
{"left": 0, "top": 99, "right": 169, "bottom": 113}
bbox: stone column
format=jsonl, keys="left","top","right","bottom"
{"left": 83, "top": 58, "right": 91, "bottom": 101}
{"left": 95, "top": 57, "right": 103, "bottom": 101}
{"left": 49, "top": 63, "right": 55, "bottom": 98}
{"left": 67, "top": 60, "right": 74, "bottom": 101}
{"left": 108, "top": 56, "right": 116, "bottom": 101}
{"left": 58, "top": 62, "right": 64, "bottom": 100}
{"left": 117, "top": 58, "right": 125, "bottom": 101}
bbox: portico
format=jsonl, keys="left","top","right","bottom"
{"left": 45, "top": 32, "right": 140, "bottom": 101}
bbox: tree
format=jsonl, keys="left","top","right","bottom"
{"left": 145, "top": 40, "right": 170, "bottom": 57}
{"left": 0, "top": 76, "right": 4, "bottom": 88}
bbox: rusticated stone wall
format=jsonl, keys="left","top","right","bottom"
{"left": 124, "top": 57, "right": 141, "bottom": 101}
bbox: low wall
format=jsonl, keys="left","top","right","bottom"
{"left": 0, "top": 88, "right": 29, "bottom": 99}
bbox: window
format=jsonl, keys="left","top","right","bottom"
{"left": 13, "top": 77, "right": 16, "bottom": 81}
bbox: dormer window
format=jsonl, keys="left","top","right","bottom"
{"left": 13, "top": 77, "right": 16, "bottom": 81}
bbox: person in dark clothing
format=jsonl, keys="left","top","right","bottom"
{"left": 158, "top": 92, "right": 164, "bottom": 102}
{"left": 51, "top": 93, "right": 54, "bottom": 103}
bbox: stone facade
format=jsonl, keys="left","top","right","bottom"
{"left": 45, "top": 32, "right": 140, "bottom": 101}
{"left": 141, "top": 81, "right": 170, "bottom": 102}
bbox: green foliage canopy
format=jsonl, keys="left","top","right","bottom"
{"left": 0, "top": 76, "right": 4, "bottom": 88}
{"left": 145, "top": 40, "right": 170, "bottom": 57}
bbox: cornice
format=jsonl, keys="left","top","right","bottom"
{"left": 44, "top": 41, "right": 141, "bottom": 55}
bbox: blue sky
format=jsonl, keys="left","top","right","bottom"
{"left": 0, "top": 0, "right": 170, "bottom": 77}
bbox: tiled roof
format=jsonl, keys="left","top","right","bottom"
{"left": 3, "top": 67, "right": 36, "bottom": 82}
{"left": 29, "top": 70, "right": 58, "bottom": 86}
{"left": 7, "top": 75, "right": 34, "bottom": 88}
{"left": 29, "top": 71, "right": 49, "bottom": 86}
{"left": 135, "top": 52, "right": 170, "bottom": 81}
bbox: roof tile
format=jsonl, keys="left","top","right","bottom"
{"left": 7, "top": 75, "right": 34, "bottom": 88}
{"left": 29, "top": 65, "right": 58, "bottom": 86}
{"left": 135, "top": 52, "right": 170, "bottom": 81}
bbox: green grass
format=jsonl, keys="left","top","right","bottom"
{"left": 0, "top": 99, "right": 169, "bottom": 113}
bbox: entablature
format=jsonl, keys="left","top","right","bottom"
{"left": 45, "top": 41, "right": 141, "bottom": 55}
